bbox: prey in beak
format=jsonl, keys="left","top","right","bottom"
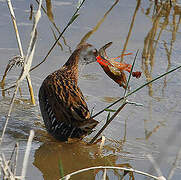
{"left": 97, "top": 42, "right": 141, "bottom": 89}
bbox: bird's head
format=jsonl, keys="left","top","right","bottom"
{"left": 78, "top": 43, "right": 98, "bottom": 65}
{"left": 64, "top": 43, "right": 98, "bottom": 77}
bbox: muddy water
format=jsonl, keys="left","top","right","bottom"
{"left": 0, "top": 0, "right": 181, "bottom": 179}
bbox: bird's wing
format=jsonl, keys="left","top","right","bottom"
{"left": 42, "top": 74, "right": 91, "bottom": 126}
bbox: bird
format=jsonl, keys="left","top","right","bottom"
{"left": 38, "top": 43, "right": 99, "bottom": 141}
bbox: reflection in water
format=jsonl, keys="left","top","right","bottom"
{"left": 143, "top": 100, "right": 166, "bottom": 140}
{"left": 121, "top": 0, "right": 141, "bottom": 61}
{"left": 33, "top": 110, "right": 134, "bottom": 180}
{"left": 45, "top": 0, "right": 54, "bottom": 22}
{"left": 0, "top": 96, "right": 41, "bottom": 140}
{"left": 141, "top": 1, "right": 178, "bottom": 140}
{"left": 101, "top": 96, "right": 119, "bottom": 103}
{"left": 33, "top": 140, "right": 134, "bottom": 180}
{"left": 35, "top": 0, "right": 71, "bottom": 52}
{"left": 79, "top": 0, "right": 119, "bottom": 45}
{"left": 142, "top": 1, "right": 181, "bottom": 97}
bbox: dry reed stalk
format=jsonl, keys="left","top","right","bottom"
{"left": 1, "top": 153, "right": 16, "bottom": 179}
{"left": 89, "top": 102, "right": 127, "bottom": 144}
{"left": 4, "top": 0, "right": 35, "bottom": 105}
{"left": 30, "top": 0, "right": 87, "bottom": 72}
{"left": 167, "top": 146, "right": 181, "bottom": 180}
{"left": 0, "top": 0, "right": 42, "bottom": 145}
{"left": 35, "top": 0, "right": 71, "bottom": 53}
{"left": 0, "top": 89, "right": 18, "bottom": 145}
{"left": 6, "top": 0, "right": 23, "bottom": 57}
{"left": 102, "top": 168, "right": 107, "bottom": 180}
{"left": 121, "top": 0, "right": 141, "bottom": 61}
{"left": 0, "top": 131, "right": 34, "bottom": 180}
{"left": 64, "top": 175, "right": 71, "bottom": 180}
{"left": 98, "top": 136, "right": 106, "bottom": 157}
{"left": 60, "top": 166, "right": 162, "bottom": 180}
{"left": 14, "top": 142, "right": 19, "bottom": 176}
{"left": 147, "top": 154, "right": 164, "bottom": 178}
{"left": 21, "top": 130, "right": 34, "bottom": 180}
{"left": 99, "top": 136, "right": 105, "bottom": 151}
{"left": 0, "top": 0, "right": 41, "bottom": 177}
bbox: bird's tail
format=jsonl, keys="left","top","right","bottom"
{"left": 79, "top": 118, "right": 98, "bottom": 133}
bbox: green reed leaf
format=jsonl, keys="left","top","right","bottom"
{"left": 106, "top": 112, "right": 111, "bottom": 122}
{"left": 68, "top": 13, "right": 79, "bottom": 26}
{"left": 105, "top": 109, "right": 117, "bottom": 112}
{"left": 59, "top": 159, "right": 64, "bottom": 178}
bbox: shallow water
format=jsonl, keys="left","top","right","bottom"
{"left": 0, "top": 0, "right": 181, "bottom": 179}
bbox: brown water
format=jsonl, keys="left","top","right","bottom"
{"left": 0, "top": 0, "right": 181, "bottom": 179}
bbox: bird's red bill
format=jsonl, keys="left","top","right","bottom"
{"left": 96, "top": 56, "right": 112, "bottom": 67}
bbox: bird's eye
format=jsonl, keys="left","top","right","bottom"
{"left": 92, "top": 49, "right": 98, "bottom": 56}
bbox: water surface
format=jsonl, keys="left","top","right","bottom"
{"left": 0, "top": 0, "right": 181, "bottom": 179}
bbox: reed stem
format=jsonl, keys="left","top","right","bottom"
{"left": 91, "top": 64, "right": 181, "bottom": 120}
{"left": 30, "top": 0, "right": 87, "bottom": 72}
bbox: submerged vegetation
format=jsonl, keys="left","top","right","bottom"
{"left": 0, "top": 0, "right": 181, "bottom": 179}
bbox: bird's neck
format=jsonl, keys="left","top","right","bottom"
{"left": 63, "top": 49, "right": 83, "bottom": 82}
{"left": 65, "top": 49, "right": 80, "bottom": 67}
